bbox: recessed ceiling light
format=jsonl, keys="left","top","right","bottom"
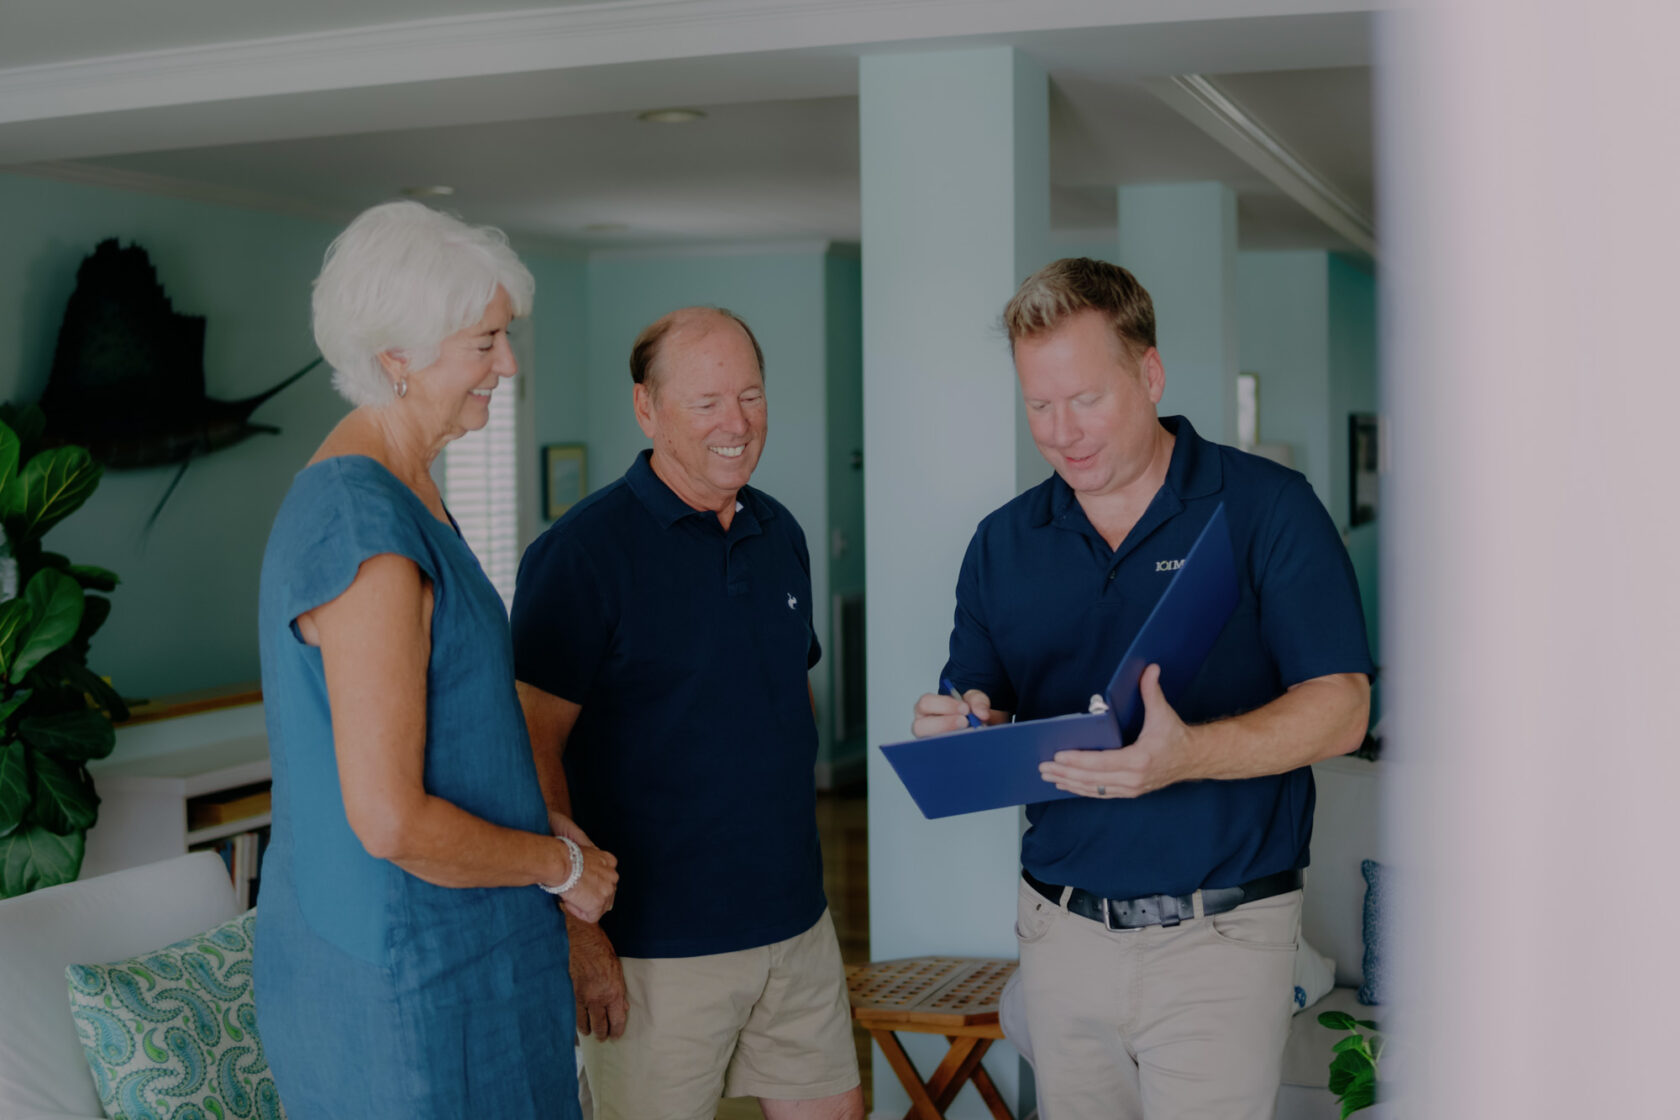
{"left": 400, "top": 185, "right": 455, "bottom": 198}
{"left": 583, "top": 222, "right": 631, "bottom": 233}
{"left": 636, "top": 108, "right": 706, "bottom": 124}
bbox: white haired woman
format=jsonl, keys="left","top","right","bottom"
{"left": 255, "top": 201, "right": 615, "bottom": 1119}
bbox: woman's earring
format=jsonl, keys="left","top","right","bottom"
{"left": 393, "top": 378, "right": 408, "bottom": 399}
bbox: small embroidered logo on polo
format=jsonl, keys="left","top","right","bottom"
{"left": 1155, "top": 558, "right": 1184, "bottom": 572}
{"left": 787, "top": 593, "right": 798, "bottom": 609}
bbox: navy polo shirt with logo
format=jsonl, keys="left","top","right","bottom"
{"left": 942, "top": 416, "right": 1374, "bottom": 900}
{"left": 510, "top": 450, "right": 825, "bottom": 958}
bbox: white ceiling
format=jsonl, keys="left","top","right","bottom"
{"left": 0, "top": 0, "right": 1378, "bottom": 255}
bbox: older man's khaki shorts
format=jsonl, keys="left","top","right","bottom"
{"left": 579, "top": 910, "right": 859, "bottom": 1120}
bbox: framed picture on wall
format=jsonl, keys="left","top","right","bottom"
{"left": 1349, "top": 414, "right": 1379, "bottom": 527}
{"left": 543, "top": 443, "right": 587, "bottom": 521}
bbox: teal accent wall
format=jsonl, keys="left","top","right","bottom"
{"left": 1328, "top": 253, "right": 1381, "bottom": 685}
{"left": 0, "top": 172, "right": 343, "bottom": 700}
{"left": 0, "top": 171, "right": 598, "bottom": 702}
{"left": 1235, "top": 251, "right": 1332, "bottom": 496}
{"left": 524, "top": 250, "right": 590, "bottom": 450}
{"left": 823, "top": 250, "right": 865, "bottom": 773}
{"left": 1236, "top": 248, "right": 1382, "bottom": 715}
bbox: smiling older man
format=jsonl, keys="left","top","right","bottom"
{"left": 511, "top": 307, "right": 862, "bottom": 1120}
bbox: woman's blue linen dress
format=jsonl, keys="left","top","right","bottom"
{"left": 254, "top": 456, "right": 580, "bottom": 1119}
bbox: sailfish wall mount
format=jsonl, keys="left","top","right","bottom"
{"left": 38, "top": 239, "right": 319, "bottom": 528}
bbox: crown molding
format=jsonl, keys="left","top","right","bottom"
{"left": 1146, "top": 72, "right": 1377, "bottom": 258}
{"left": 0, "top": 0, "right": 1366, "bottom": 126}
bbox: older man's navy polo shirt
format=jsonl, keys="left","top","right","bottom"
{"left": 511, "top": 451, "right": 825, "bottom": 958}
{"left": 942, "top": 416, "right": 1373, "bottom": 900}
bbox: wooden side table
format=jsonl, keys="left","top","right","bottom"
{"left": 846, "top": 956, "right": 1017, "bottom": 1120}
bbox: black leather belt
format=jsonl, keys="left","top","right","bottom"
{"left": 1023, "top": 867, "right": 1303, "bottom": 931}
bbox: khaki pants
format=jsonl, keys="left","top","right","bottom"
{"left": 1014, "top": 877, "right": 1301, "bottom": 1120}
{"left": 580, "top": 911, "right": 859, "bottom": 1120}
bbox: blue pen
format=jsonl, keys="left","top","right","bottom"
{"left": 940, "top": 677, "right": 984, "bottom": 728}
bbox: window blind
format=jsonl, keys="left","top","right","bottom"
{"left": 443, "top": 383, "right": 519, "bottom": 613}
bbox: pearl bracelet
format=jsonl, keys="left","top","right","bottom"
{"left": 539, "top": 835, "right": 584, "bottom": 896}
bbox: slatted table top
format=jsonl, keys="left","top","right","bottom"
{"left": 846, "top": 956, "right": 1017, "bottom": 1030}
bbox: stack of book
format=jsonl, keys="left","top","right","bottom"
{"left": 187, "top": 783, "right": 273, "bottom": 909}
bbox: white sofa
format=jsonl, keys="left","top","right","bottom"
{"left": 1275, "top": 755, "right": 1384, "bottom": 1120}
{"left": 0, "top": 851, "right": 238, "bottom": 1120}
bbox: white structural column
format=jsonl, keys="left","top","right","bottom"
{"left": 1383, "top": 2, "right": 1680, "bottom": 1118}
{"left": 860, "top": 47, "right": 1047, "bottom": 1118}
{"left": 1117, "top": 182, "right": 1238, "bottom": 442}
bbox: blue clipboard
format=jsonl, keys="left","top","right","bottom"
{"left": 881, "top": 503, "right": 1238, "bottom": 819}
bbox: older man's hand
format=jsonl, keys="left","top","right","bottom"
{"left": 910, "top": 688, "right": 996, "bottom": 738}
{"left": 1037, "top": 664, "right": 1201, "bottom": 799}
{"left": 568, "top": 920, "right": 629, "bottom": 1040}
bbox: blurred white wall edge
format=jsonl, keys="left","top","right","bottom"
{"left": 1380, "top": 1, "right": 1680, "bottom": 1116}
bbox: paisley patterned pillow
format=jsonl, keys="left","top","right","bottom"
{"left": 64, "top": 909, "right": 286, "bottom": 1120}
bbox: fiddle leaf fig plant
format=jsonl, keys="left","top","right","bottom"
{"left": 1318, "top": 1009, "right": 1384, "bottom": 1117}
{"left": 0, "top": 403, "right": 128, "bottom": 898}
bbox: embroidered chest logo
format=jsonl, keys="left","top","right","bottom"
{"left": 1155, "top": 558, "right": 1184, "bottom": 572}
{"left": 787, "top": 593, "right": 798, "bottom": 609}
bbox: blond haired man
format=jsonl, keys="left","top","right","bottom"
{"left": 912, "top": 259, "right": 1373, "bottom": 1118}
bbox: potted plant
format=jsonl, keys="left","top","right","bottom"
{"left": 0, "top": 403, "right": 128, "bottom": 898}
{"left": 1318, "top": 1008, "right": 1385, "bottom": 1117}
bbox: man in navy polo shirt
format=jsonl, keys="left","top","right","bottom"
{"left": 912, "top": 259, "right": 1373, "bottom": 1119}
{"left": 511, "top": 307, "right": 862, "bottom": 1120}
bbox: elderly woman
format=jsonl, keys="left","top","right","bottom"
{"left": 255, "top": 201, "right": 616, "bottom": 1119}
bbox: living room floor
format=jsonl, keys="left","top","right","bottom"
{"left": 715, "top": 790, "right": 871, "bottom": 1120}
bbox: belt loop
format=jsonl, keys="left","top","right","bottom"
{"left": 1057, "top": 884, "right": 1074, "bottom": 910}
{"left": 1191, "top": 890, "right": 1206, "bottom": 919}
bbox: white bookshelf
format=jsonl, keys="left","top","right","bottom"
{"left": 82, "top": 703, "right": 271, "bottom": 881}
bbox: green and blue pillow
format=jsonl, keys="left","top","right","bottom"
{"left": 65, "top": 909, "right": 287, "bottom": 1120}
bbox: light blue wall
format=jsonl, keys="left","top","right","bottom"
{"left": 1119, "top": 182, "right": 1239, "bottom": 443}
{"left": 1328, "top": 254, "right": 1381, "bottom": 681}
{"left": 823, "top": 250, "right": 866, "bottom": 771}
{"left": 0, "top": 172, "right": 599, "bottom": 702}
{"left": 1236, "top": 249, "right": 1382, "bottom": 712}
{"left": 0, "top": 172, "right": 344, "bottom": 700}
{"left": 578, "top": 248, "right": 839, "bottom": 760}
{"left": 524, "top": 249, "right": 590, "bottom": 451}
{"left": 1236, "top": 251, "right": 1332, "bottom": 498}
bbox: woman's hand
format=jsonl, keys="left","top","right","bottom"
{"left": 560, "top": 842, "right": 619, "bottom": 924}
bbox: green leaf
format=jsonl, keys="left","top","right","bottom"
{"left": 0, "top": 688, "right": 32, "bottom": 729}
{"left": 0, "top": 822, "right": 84, "bottom": 897}
{"left": 71, "top": 595, "right": 111, "bottom": 655}
{"left": 1318, "top": 1010, "right": 1359, "bottom": 1031}
{"left": 55, "top": 662, "right": 128, "bottom": 722}
{"left": 19, "top": 709, "right": 115, "bottom": 762}
{"left": 1332, "top": 1035, "right": 1370, "bottom": 1055}
{"left": 5, "top": 446, "right": 102, "bottom": 542}
{"left": 0, "top": 423, "right": 20, "bottom": 510}
{"left": 1327, "top": 1050, "right": 1372, "bottom": 1096}
{"left": 29, "top": 749, "right": 98, "bottom": 833}
{"left": 1354, "top": 1018, "right": 1380, "bottom": 1031}
{"left": 0, "top": 739, "right": 27, "bottom": 836}
{"left": 12, "top": 569, "right": 84, "bottom": 684}
{"left": 1340, "top": 1072, "right": 1377, "bottom": 1116}
{"left": 66, "top": 565, "right": 120, "bottom": 592}
{"left": 0, "top": 598, "right": 35, "bottom": 682}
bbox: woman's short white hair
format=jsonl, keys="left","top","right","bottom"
{"left": 313, "top": 201, "right": 535, "bottom": 408}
